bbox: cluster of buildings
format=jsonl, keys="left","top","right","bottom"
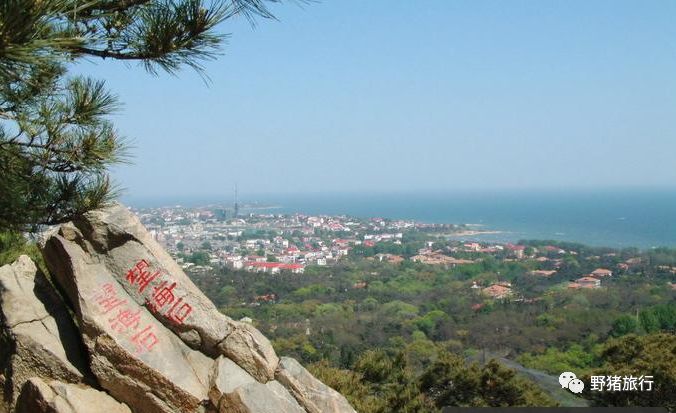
{"left": 135, "top": 206, "right": 665, "bottom": 301}
{"left": 466, "top": 266, "right": 614, "bottom": 304}
{"left": 135, "top": 206, "right": 418, "bottom": 274}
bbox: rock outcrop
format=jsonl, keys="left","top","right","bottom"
{"left": 277, "top": 357, "right": 357, "bottom": 413}
{"left": 0, "top": 256, "right": 91, "bottom": 410}
{"left": 210, "top": 357, "right": 305, "bottom": 413}
{"left": 15, "top": 378, "right": 132, "bottom": 413}
{"left": 0, "top": 203, "right": 356, "bottom": 413}
{"left": 43, "top": 204, "right": 278, "bottom": 382}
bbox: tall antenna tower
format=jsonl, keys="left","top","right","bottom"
{"left": 233, "top": 184, "right": 239, "bottom": 218}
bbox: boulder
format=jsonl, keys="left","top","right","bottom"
{"left": 209, "top": 357, "right": 304, "bottom": 413}
{"left": 208, "top": 356, "right": 256, "bottom": 405}
{"left": 0, "top": 256, "right": 91, "bottom": 408}
{"left": 215, "top": 323, "right": 278, "bottom": 384}
{"left": 218, "top": 380, "right": 306, "bottom": 413}
{"left": 276, "top": 357, "right": 357, "bottom": 413}
{"left": 30, "top": 203, "right": 357, "bottom": 413}
{"left": 41, "top": 204, "right": 278, "bottom": 382}
{"left": 40, "top": 233, "right": 213, "bottom": 413}
{"left": 15, "top": 378, "right": 131, "bottom": 413}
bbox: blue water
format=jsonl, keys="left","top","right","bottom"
{"left": 124, "top": 189, "right": 676, "bottom": 249}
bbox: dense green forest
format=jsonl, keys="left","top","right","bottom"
{"left": 189, "top": 239, "right": 675, "bottom": 411}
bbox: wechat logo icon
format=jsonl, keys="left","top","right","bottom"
{"left": 559, "top": 372, "right": 584, "bottom": 394}
{"left": 568, "top": 378, "right": 584, "bottom": 394}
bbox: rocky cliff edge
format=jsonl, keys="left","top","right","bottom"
{"left": 0, "top": 204, "right": 356, "bottom": 413}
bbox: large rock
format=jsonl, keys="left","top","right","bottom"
{"left": 15, "top": 378, "right": 131, "bottom": 413}
{"left": 40, "top": 233, "right": 214, "bottom": 413}
{"left": 41, "top": 204, "right": 278, "bottom": 382}
{"left": 0, "top": 256, "right": 91, "bottom": 409}
{"left": 276, "top": 357, "right": 357, "bottom": 413}
{"left": 209, "top": 357, "right": 304, "bottom": 413}
{"left": 218, "top": 380, "right": 306, "bottom": 413}
{"left": 33, "top": 203, "right": 356, "bottom": 413}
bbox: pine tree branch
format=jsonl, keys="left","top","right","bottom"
{"left": 1, "top": 140, "right": 71, "bottom": 154}
{"left": 72, "top": 46, "right": 162, "bottom": 60}
{"left": 79, "top": 0, "right": 153, "bottom": 15}
{"left": 0, "top": 0, "right": 299, "bottom": 232}
{"left": 0, "top": 111, "right": 16, "bottom": 120}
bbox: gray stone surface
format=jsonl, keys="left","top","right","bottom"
{"left": 265, "top": 380, "right": 307, "bottom": 411}
{"left": 209, "top": 356, "right": 304, "bottom": 412}
{"left": 42, "top": 204, "right": 278, "bottom": 382}
{"left": 24, "top": 203, "right": 357, "bottom": 413}
{"left": 41, "top": 235, "right": 213, "bottom": 413}
{"left": 216, "top": 323, "right": 278, "bottom": 384}
{"left": 208, "top": 356, "right": 256, "bottom": 405}
{"left": 15, "top": 378, "right": 132, "bottom": 413}
{"left": 218, "top": 380, "right": 305, "bottom": 413}
{"left": 276, "top": 357, "right": 357, "bottom": 413}
{"left": 0, "top": 256, "right": 90, "bottom": 409}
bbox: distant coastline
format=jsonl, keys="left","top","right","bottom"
{"left": 123, "top": 189, "right": 676, "bottom": 249}
{"left": 446, "top": 230, "right": 504, "bottom": 237}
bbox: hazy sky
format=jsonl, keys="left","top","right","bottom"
{"left": 73, "top": 0, "right": 676, "bottom": 200}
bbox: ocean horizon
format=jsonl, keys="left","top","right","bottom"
{"left": 123, "top": 188, "right": 676, "bottom": 249}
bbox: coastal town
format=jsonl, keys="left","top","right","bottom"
{"left": 135, "top": 205, "right": 676, "bottom": 304}
{"left": 137, "top": 205, "right": 417, "bottom": 272}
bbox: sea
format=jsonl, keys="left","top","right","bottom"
{"left": 124, "top": 189, "right": 676, "bottom": 250}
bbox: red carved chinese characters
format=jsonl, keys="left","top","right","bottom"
{"left": 87, "top": 260, "right": 195, "bottom": 356}
{"left": 90, "top": 282, "right": 159, "bottom": 355}
{"left": 93, "top": 283, "right": 127, "bottom": 314}
{"left": 109, "top": 308, "right": 141, "bottom": 333}
{"left": 148, "top": 281, "right": 176, "bottom": 311}
{"left": 124, "top": 259, "right": 193, "bottom": 325}
{"left": 130, "top": 325, "right": 159, "bottom": 354}
{"left": 166, "top": 297, "right": 192, "bottom": 324}
{"left": 126, "top": 259, "right": 160, "bottom": 293}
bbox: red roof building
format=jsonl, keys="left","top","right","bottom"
{"left": 569, "top": 276, "right": 601, "bottom": 289}
{"left": 482, "top": 284, "right": 513, "bottom": 299}
{"left": 244, "top": 262, "right": 305, "bottom": 274}
{"left": 591, "top": 268, "right": 613, "bottom": 277}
